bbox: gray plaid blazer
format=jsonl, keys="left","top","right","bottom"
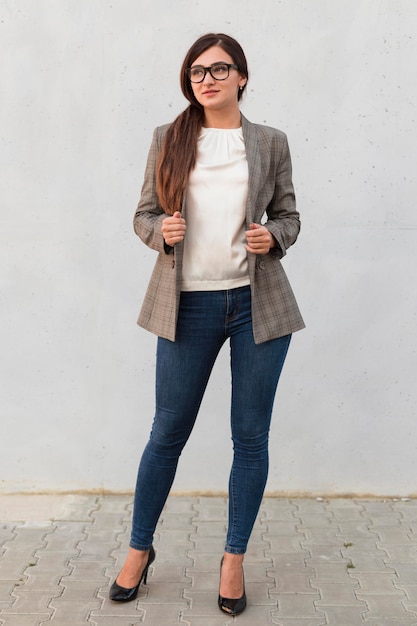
{"left": 133, "top": 114, "right": 305, "bottom": 344}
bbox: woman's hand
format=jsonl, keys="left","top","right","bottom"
{"left": 162, "top": 211, "right": 187, "bottom": 246}
{"left": 245, "top": 223, "right": 275, "bottom": 254}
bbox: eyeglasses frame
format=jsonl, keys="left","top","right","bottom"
{"left": 186, "top": 63, "right": 239, "bottom": 83}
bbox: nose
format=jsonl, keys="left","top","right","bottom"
{"left": 202, "top": 70, "right": 215, "bottom": 85}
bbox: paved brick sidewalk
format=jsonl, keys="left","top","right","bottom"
{"left": 1, "top": 495, "right": 417, "bottom": 625}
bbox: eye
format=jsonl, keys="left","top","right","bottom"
{"left": 190, "top": 67, "right": 204, "bottom": 78}
{"left": 211, "top": 64, "right": 228, "bottom": 75}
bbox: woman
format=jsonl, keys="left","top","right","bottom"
{"left": 110, "top": 33, "right": 304, "bottom": 615}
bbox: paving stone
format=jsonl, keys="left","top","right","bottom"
{"left": 364, "top": 595, "right": 417, "bottom": 618}
{"left": 335, "top": 521, "right": 379, "bottom": 537}
{"left": 246, "top": 560, "right": 275, "bottom": 582}
{"left": 312, "top": 582, "right": 365, "bottom": 606}
{"left": 267, "top": 551, "right": 314, "bottom": 576}
{"left": 192, "top": 499, "right": 227, "bottom": 521}
{"left": 395, "top": 584, "right": 417, "bottom": 602}
{"left": 151, "top": 543, "right": 193, "bottom": 562}
{"left": 244, "top": 581, "right": 277, "bottom": 605}
{"left": 186, "top": 551, "right": 221, "bottom": 571}
{"left": 364, "top": 615, "right": 417, "bottom": 626}
{"left": 2, "top": 525, "right": 53, "bottom": 554}
{"left": 56, "top": 580, "right": 105, "bottom": 603}
{"left": 155, "top": 529, "right": 194, "bottom": 547}
{"left": 261, "top": 500, "right": 299, "bottom": 522}
{"left": 326, "top": 499, "right": 365, "bottom": 510}
{"left": 47, "top": 600, "right": 102, "bottom": 619}
{"left": 369, "top": 516, "right": 404, "bottom": 527}
{"left": 61, "top": 561, "right": 112, "bottom": 582}
{"left": 329, "top": 508, "right": 370, "bottom": 522}
{"left": 273, "top": 592, "right": 321, "bottom": 618}
{"left": 296, "top": 513, "right": 334, "bottom": 527}
{"left": 404, "top": 604, "right": 417, "bottom": 618}
{"left": 139, "top": 581, "right": 191, "bottom": 605}
{"left": 266, "top": 536, "right": 309, "bottom": 554}
{"left": 189, "top": 521, "right": 226, "bottom": 537}
{"left": 163, "top": 497, "right": 195, "bottom": 513}
{"left": 146, "top": 561, "right": 191, "bottom": 583}
{"left": 160, "top": 515, "right": 197, "bottom": 531}
{"left": 317, "top": 605, "right": 368, "bottom": 625}
{"left": 359, "top": 501, "right": 398, "bottom": 515}
{"left": 302, "top": 543, "right": 344, "bottom": 560}
{"left": 405, "top": 524, "right": 417, "bottom": 538}
{"left": 261, "top": 520, "right": 303, "bottom": 536}
{"left": 374, "top": 527, "right": 417, "bottom": 543}
{"left": 94, "top": 496, "right": 132, "bottom": 515}
{"left": 271, "top": 616, "right": 326, "bottom": 626}
{"left": 133, "top": 603, "right": 186, "bottom": 624}
{"left": 18, "top": 570, "right": 71, "bottom": 588}
{"left": 3, "top": 587, "right": 60, "bottom": 613}
{"left": 42, "top": 522, "right": 87, "bottom": 551}
{"left": 27, "top": 549, "right": 76, "bottom": 572}
{"left": 177, "top": 616, "right": 231, "bottom": 626}
{"left": 245, "top": 544, "right": 274, "bottom": 563}
{"left": 296, "top": 526, "right": 340, "bottom": 544}
{"left": 392, "top": 503, "right": 417, "bottom": 522}
{"left": 390, "top": 562, "right": 417, "bottom": 582}
{"left": 0, "top": 614, "right": 51, "bottom": 625}
{"left": 227, "top": 604, "right": 278, "bottom": 623}
{"left": 0, "top": 580, "right": 15, "bottom": 610}
{"left": 381, "top": 544, "right": 417, "bottom": 562}
{"left": 340, "top": 537, "right": 387, "bottom": 553}
{"left": 306, "top": 560, "right": 357, "bottom": 582}
{"left": 90, "top": 618, "right": 143, "bottom": 626}
{"left": 293, "top": 500, "right": 329, "bottom": 514}
{"left": 73, "top": 542, "right": 118, "bottom": 562}
{"left": 270, "top": 571, "right": 316, "bottom": 594}
{"left": 353, "top": 572, "right": 404, "bottom": 595}
{"left": 187, "top": 537, "right": 225, "bottom": 554}
{"left": 344, "top": 555, "right": 397, "bottom": 573}
{"left": 184, "top": 571, "right": 218, "bottom": 592}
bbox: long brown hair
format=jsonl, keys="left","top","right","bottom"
{"left": 155, "top": 33, "right": 249, "bottom": 215}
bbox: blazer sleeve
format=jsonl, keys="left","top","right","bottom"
{"left": 264, "top": 131, "right": 300, "bottom": 258}
{"left": 133, "top": 126, "right": 169, "bottom": 254}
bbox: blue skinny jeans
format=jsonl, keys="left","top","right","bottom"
{"left": 130, "top": 285, "right": 291, "bottom": 554}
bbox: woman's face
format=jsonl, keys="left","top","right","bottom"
{"left": 189, "top": 45, "right": 247, "bottom": 114}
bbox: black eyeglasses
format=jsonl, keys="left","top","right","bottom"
{"left": 186, "top": 63, "right": 239, "bottom": 83}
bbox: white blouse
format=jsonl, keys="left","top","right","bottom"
{"left": 181, "top": 127, "right": 250, "bottom": 292}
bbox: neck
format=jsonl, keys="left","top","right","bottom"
{"left": 203, "top": 108, "right": 241, "bottom": 129}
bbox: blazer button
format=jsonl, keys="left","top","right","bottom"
{"left": 258, "top": 260, "right": 266, "bottom": 270}
{"left": 171, "top": 260, "right": 175, "bottom": 269}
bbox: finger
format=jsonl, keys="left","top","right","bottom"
{"left": 246, "top": 224, "right": 265, "bottom": 236}
{"left": 246, "top": 232, "right": 266, "bottom": 243}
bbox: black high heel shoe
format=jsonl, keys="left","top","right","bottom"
{"left": 218, "top": 556, "right": 247, "bottom": 615}
{"left": 109, "top": 545, "right": 155, "bottom": 602}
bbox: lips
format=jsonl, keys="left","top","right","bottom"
{"left": 202, "top": 89, "right": 219, "bottom": 96}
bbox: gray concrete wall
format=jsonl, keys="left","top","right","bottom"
{"left": 1, "top": 0, "right": 416, "bottom": 495}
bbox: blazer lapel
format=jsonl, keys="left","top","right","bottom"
{"left": 241, "top": 115, "right": 261, "bottom": 225}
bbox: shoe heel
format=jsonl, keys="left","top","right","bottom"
{"left": 142, "top": 564, "right": 150, "bottom": 585}
{"left": 141, "top": 545, "right": 155, "bottom": 585}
